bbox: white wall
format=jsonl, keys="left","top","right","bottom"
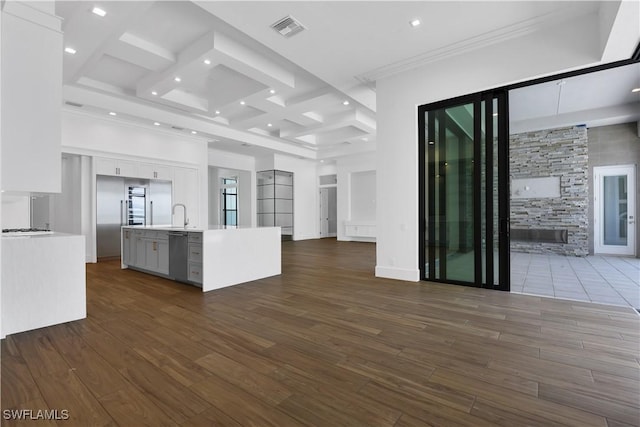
{"left": 208, "top": 148, "right": 257, "bottom": 228}
{"left": 62, "top": 111, "right": 206, "bottom": 165}
{"left": 375, "top": 20, "right": 609, "bottom": 282}
{"left": 350, "top": 171, "right": 376, "bottom": 221}
{"left": 61, "top": 111, "right": 209, "bottom": 260}
{"left": 1, "top": 196, "right": 29, "bottom": 229}
{"left": 337, "top": 152, "right": 376, "bottom": 241}
{"left": 273, "top": 154, "right": 318, "bottom": 241}
{"left": 209, "top": 167, "right": 254, "bottom": 227}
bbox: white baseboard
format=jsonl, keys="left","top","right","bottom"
{"left": 375, "top": 265, "right": 420, "bottom": 282}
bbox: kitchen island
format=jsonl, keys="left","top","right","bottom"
{"left": 1, "top": 232, "right": 86, "bottom": 338}
{"left": 121, "top": 226, "right": 281, "bottom": 291}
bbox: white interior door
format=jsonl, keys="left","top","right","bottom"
{"left": 319, "top": 187, "right": 337, "bottom": 238}
{"left": 594, "top": 165, "right": 636, "bottom": 255}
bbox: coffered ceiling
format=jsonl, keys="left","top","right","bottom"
{"left": 57, "top": 1, "right": 639, "bottom": 160}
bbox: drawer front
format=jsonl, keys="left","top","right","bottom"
{"left": 188, "top": 243, "right": 203, "bottom": 262}
{"left": 188, "top": 262, "right": 203, "bottom": 284}
{"left": 188, "top": 232, "right": 202, "bottom": 243}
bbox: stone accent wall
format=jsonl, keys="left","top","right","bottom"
{"left": 510, "top": 126, "right": 589, "bottom": 256}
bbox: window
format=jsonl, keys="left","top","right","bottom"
{"left": 221, "top": 177, "right": 238, "bottom": 226}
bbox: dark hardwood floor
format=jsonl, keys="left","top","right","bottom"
{"left": 2, "top": 238, "right": 639, "bottom": 426}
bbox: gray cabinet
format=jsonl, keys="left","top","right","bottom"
{"left": 257, "top": 170, "right": 293, "bottom": 240}
{"left": 122, "top": 228, "right": 136, "bottom": 266}
{"left": 134, "top": 231, "right": 146, "bottom": 267}
{"left": 187, "top": 232, "right": 203, "bottom": 284}
{"left": 124, "top": 229, "right": 168, "bottom": 275}
{"left": 142, "top": 231, "right": 168, "bottom": 274}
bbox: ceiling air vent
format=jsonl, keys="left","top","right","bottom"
{"left": 64, "top": 101, "right": 83, "bottom": 108}
{"left": 271, "top": 15, "right": 305, "bottom": 38}
{"left": 171, "top": 126, "right": 184, "bottom": 131}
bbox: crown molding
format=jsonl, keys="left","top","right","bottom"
{"left": 356, "top": 4, "right": 597, "bottom": 84}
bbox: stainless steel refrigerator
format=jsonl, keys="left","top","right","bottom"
{"left": 96, "top": 176, "right": 172, "bottom": 258}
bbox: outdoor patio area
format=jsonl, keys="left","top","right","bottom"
{"left": 511, "top": 252, "right": 640, "bottom": 310}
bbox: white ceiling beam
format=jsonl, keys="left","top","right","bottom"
{"left": 63, "top": 2, "right": 156, "bottom": 84}
{"left": 136, "top": 31, "right": 295, "bottom": 109}
{"left": 63, "top": 85, "right": 315, "bottom": 159}
{"left": 106, "top": 32, "right": 176, "bottom": 72}
{"left": 281, "top": 109, "right": 375, "bottom": 139}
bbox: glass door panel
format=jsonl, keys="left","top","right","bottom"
{"left": 420, "top": 92, "right": 509, "bottom": 290}
{"left": 594, "top": 165, "right": 636, "bottom": 256}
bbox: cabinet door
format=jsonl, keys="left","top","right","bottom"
{"left": 157, "top": 240, "right": 169, "bottom": 275}
{"left": 95, "top": 158, "right": 138, "bottom": 177}
{"left": 139, "top": 163, "right": 172, "bottom": 181}
{"left": 1, "top": 7, "right": 62, "bottom": 193}
{"left": 117, "top": 160, "right": 138, "bottom": 177}
{"left": 145, "top": 239, "right": 159, "bottom": 272}
{"left": 172, "top": 167, "right": 199, "bottom": 227}
{"left": 127, "top": 231, "right": 137, "bottom": 266}
{"left": 122, "top": 229, "right": 131, "bottom": 265}
{"left": 95, "top": 158, "right": 117, "bottom": 176}
{"left": 135, "top": 236, "right": 146, "bottom": 268}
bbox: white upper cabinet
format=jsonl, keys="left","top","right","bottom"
{"left": 1, "top": 3, "right": 63, "bottom": 193}
{"left": 139, "top": 163, "right": 172, "bottom": 181}
{"left": 94, "top": 158, "right": 139, "bottom": 177}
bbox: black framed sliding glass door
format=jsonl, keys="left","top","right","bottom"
{"left": 418, "top": 91, "right": 510, "bottom": 290}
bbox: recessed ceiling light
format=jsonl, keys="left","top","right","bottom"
{"left": 343, "top": 100, "right": 350, "bottom": 106}
{"left": 492, "top": 112, "right": 498, "bottom": 117}
{"left": 267, "top": 123, "right": 273, "bottom": 127}
{"left": 240, "top": 101, "right": 246, "bottom": 105}
{"left": 410, "top": 19, "right": 421, "bottom": 27}
{"left": 64, "top": 47, "right": 77, "bottom": 55}
{"left": 109, "top": 111, "right": 117, "bottom": 116}
{"left": 632, "top": 87, "right": 640, "bottom": 93}
{"left": 191, "top": 130, "right": 197, "bottom": 134}
{"left": 153, "top": 122, "right": 160, "bottom": 126}
{"left": 91, "top": 7, "right": 107, "bottom": 17}
{"left": 269, "top": 89, "right": 276, "bottom": 94}
{"left": 151, "top": 91, "right": 158, "bottom": 96}
{"left": 428, "top": 141, "right": 435, "bottom": 145}
{"left": 174, "top": 77, "right": 181, "bottom": 83}
{"left": 203, "top": 59, "right": 211, "bottom": 65}
{"left": 215, "top": 110, "right": 220, "bottom": 115}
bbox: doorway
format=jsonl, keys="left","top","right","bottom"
{"left": 418, "top": 91, "right": 510, "bottom": 290}
{"left": 319, "top": 187, "right": 337, "bottom": 238}
{"left": 594, "top": 165, "right": 636, "bottom": 256}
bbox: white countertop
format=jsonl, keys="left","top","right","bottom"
{"left": 122, "top": 225, "right": 272, "bottom": 232}
{"left": 1, "top": 231, "right": 80, "bottom": 239}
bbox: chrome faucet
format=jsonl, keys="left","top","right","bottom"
{"left": 172, "top": 203, "right": 189, "bottom": 228}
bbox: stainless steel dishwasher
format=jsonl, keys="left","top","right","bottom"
{"left": 168, "top": 231, "right": 188, "bottom": 283}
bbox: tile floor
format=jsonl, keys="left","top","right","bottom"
{"left": 511, "top": 252, "right": 640, "bottom": 310}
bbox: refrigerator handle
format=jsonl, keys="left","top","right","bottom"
{"left": 120, "top": 200, "right": 124, "bottom": 226}
{"left": 150, "top": 200, "right": 153, "bottom": 226}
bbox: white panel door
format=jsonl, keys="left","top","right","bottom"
{"left": 319, "top": 187, "right": 337, "bottom": 238}
{"left": 594, "top": 165, "right": 636, "bottom": 256}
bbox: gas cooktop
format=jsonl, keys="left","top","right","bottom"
{"left": 2, "top": 228, "right": 54, "bottom": 235}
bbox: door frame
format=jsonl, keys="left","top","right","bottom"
{"left": 593, "top": 164, "right": 636, "bottom": 256}
{"left": 418, "top": 90, "right": 510, "bottom": 290}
